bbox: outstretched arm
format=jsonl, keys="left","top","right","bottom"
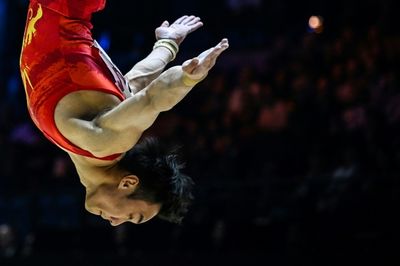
{"left": 125, "top": 15, "right": 203, "bottom": 94}
{"left": 90, "top": 39, "right": 229, "bottom": 157}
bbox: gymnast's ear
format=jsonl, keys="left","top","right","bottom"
{"left": 118, "top": 175, "right": 139, "bottom": 190}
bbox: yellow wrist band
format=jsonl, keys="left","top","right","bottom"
{"left": 182, "top": 73, "right": 204, "bottom": 87}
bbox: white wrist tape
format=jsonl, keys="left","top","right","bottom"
{"left": 153, "top": 39, "right": 179, "bottom": 60}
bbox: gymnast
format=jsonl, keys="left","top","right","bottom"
{"left": 20, "top": 0, "right": 229, "bottom": 225}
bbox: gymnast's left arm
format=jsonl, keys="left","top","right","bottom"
{"left": 124, "top": 15, "right": 203, "bottom": 94}
{"left": 86, "top": 39, "right": 229, "bottom": 157}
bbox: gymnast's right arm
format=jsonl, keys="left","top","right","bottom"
{"left": 76, "top": 39, "right": 228, "bottom": 158}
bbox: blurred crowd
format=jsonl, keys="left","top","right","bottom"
{"left": 0, "top": 0, "right": 399, "bottom": 265}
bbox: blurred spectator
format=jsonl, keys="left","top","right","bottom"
{"left": 0, "top": 224, "right": 16, "bottom": 258}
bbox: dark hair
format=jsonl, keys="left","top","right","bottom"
{"left": 118, "top": 137, "right": 194, "bottom": 224}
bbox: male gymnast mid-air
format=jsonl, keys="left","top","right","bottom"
{"left": 20, "top": 0, "right": 229, "bottom": 225}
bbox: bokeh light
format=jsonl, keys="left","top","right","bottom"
{"left": 309, "top": 15, "right": 324, "bottom": 33}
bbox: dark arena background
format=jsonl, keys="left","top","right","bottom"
{"left": 0, "top": 0, "right": 399, "bottom": 265}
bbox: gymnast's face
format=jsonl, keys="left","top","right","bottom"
{"left": 84, "top": 175, "right": 161, "bottom": 226}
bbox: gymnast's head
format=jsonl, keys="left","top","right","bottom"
{"left": 85, "top": 137, "right": 194, "bottom": 226}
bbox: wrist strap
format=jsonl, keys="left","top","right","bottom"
{"left": 153, "top": 39, "right": 179, "bottom": 60}
{"left": 182, "top": 72, "right": 204, "bottom": 87}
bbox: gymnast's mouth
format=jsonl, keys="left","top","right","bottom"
{"left": 102, "top": 215, "right": 125, "bottom": 226}
{"left": 100, "top": 211, "right": 118, "bottom": 221}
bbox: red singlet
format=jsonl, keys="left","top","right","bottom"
{"left": 20, "top": 0, "right": 130, "bottom": 160}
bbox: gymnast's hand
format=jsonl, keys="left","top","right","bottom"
{"left": 182, "top": 38, "right": 229, "bottom": 81}
{"left": 155, "top": 15, "right": 203, "bottom": 45}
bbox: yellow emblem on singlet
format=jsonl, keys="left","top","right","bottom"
{"left": 21, "top": 3, "right": 44, "bottom": 97}
{"left": 23, "top": 3, "right": 43, "bottom": 48}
